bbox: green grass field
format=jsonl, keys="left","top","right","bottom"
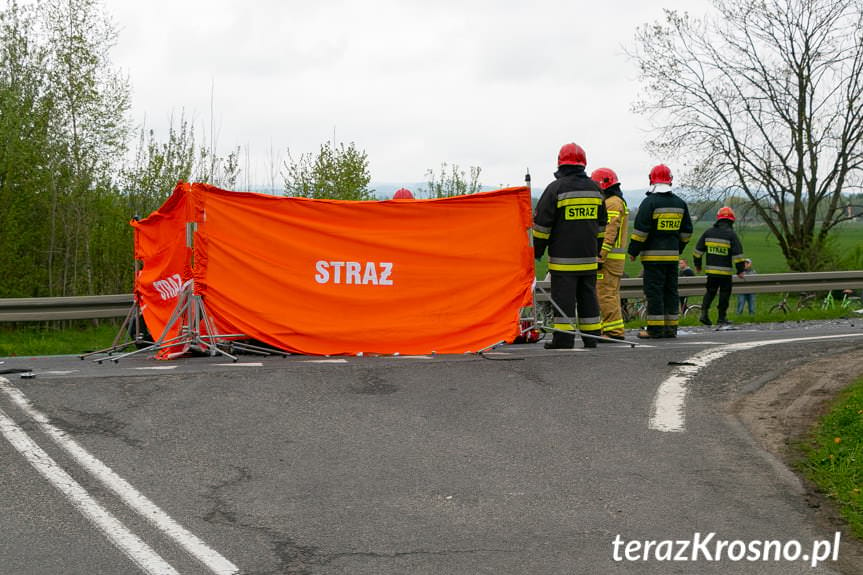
{"left": 532, "top": 221, "right": 863, "bottom": 327}
{"left": 534, "top": 221, "right": 863, "bottom": 278}
{"left": 798, "top": 376, "right": 863, "bottom": 539}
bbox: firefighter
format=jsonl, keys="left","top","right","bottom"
{"left": 692, "top": 206, "right": 746, "bottom": 326}
{"left": 393, "top": 188, "right": 414, "bottom": 199}
{"left": 627, "top": 164, "right": 693, "bottom": 339}
{"left": 533, "top": 143, "right": 607, "bottom": 349}
{"left": 590, "top": 167, "right": 628, "bottom": 341}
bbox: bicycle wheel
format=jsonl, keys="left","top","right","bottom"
{"left": 683, "top": 304, "right": 701, "bottom": 318}
{"left": 536, "top": 301, "right": 554, "bottom": 329}
{"left": 769, "top": 302, "right": 788, "bottom": 314}
{"left": 621, "top": 300, "right": 634, "bottom": 323}
{"left": 795, "top": 292, "right": 816, "bottom": 311}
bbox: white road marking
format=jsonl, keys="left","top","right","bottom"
{"left": 650, "top": 334, "right": 863, "bottom": 433}
{"left": 0, "top": 379, "right": 239, "bottom": 575}
{"left": 215, "top": 362, "right": 263, "bottom": 367}
{"left": 37, "top": 370, "right": 80, "bottom": 375}
{"left": 304, "top": 359, "right": 348, "bottom": 363}
{"left": 0, "top": 390, "right": 180, "bottom": 575}
{"left": 131, "top": 366, "right": 178, "bottom": 371}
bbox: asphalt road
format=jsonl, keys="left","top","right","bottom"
{"left": 1, "top": 319, "right": 862, "bottom": 575}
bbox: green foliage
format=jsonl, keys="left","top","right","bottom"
{"left": 798, "top": 377, "right": 863, "bottom": 539}
{"left": 282, "top": 140, "right": 373, "bottom": 200}
{"left": 119, "top": 113, "right": 197, "bottom": 218}
{"left": 195, "top": 144, "right": 241, "bottom": 190}
{"left": 0, "top": 0, "right": 132, "bottom": 297}
{"left": 419, "top": 162, "right": 482, "bottom": 198}
{"left": 0, "top": 321, "right": 120, "bottom": 356}
{"left": 0, "top": 0, "right": 250, "bottom": 298}
{"left": 0, "top": 2, "right": 54, "bottom": 297}
{"left": 535, "top": 221, "right": 863, "bottom": 280}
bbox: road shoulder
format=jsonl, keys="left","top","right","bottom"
{"left": 734, "top": 348, "right": 863, "bottom": 574}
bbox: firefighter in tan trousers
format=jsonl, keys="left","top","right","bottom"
{"left": 590, "top": 168, "right": 629, "bottom": 341}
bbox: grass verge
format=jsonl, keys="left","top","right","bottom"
{"left": 0, "top": 322, "right": 123, "bottom": 357}
{"left": 797, "top": 377, "right": 863, "bottom": 539}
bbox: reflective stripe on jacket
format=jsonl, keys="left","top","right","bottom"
{"left": 601, "top": 190, "right": 629, "bottom": 263}
{"left": 692, "top": 220, "right": 745, "bottom": 275}
{"left": 533, "top": 165, "right": 608, "bottom": 274}
{"left": 626, "top": 185, "right": 693, "bottom": 265}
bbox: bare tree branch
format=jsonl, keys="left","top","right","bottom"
{"left": 629, "top": 0, "right": 863, "bottom": 270}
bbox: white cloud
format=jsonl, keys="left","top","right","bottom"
{"left": 104, "top": 0, "right": 712, "bottom": 193}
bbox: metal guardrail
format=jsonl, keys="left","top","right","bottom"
{"left": 1, "top": 271, "right": 862, "bottom": 322}
{"left": 0, "top": 294, "right": 133, "bottom": 322}
{"left": 536, "top": 270, "right": 863, "bottom": 300}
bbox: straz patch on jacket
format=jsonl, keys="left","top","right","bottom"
{"left": 557, "top": 195, "right": 602, "bottom": 221}
{"left": 655, "top": 213, "right": 683, "bottom": 231}
{"left": 564, "top": 204, "right": 598, "bottom": 220}
{"left": 706, "top": 241, "right": 730, "bottom": 256}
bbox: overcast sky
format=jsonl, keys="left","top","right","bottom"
{"left": 103, "top": 0, "right": 712, "bottom": 195}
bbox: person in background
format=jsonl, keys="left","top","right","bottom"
{"left": 693, "top": 206, "right": 746, "bottom": 326}
{"left": 393, "top": 188, "right": 414, "bottom": 199}
{"left": 591, "top": 167, "right": 629, "bottom": 341}
{"left": 627, "top": 164, "right": 693, "bottom": 339}
{"left": 736, "top": 258, "right": 756, "bottom": 315}
{"left": 678, "top": 258, "right": 695, "bottom": 313}
{"left": 533, "top": 142, "right": 607, "bottom": 349}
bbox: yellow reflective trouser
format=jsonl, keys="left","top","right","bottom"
{"left": 597, "top": 268, "right": 624, "bottom": 337}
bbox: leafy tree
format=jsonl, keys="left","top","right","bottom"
{"left": 194, "top": 144, "right": 241, "bottom": 190}
{"left": 632, "top": 0, "right": 863, "bottom": 271}
{"left": 0, "top": 0, "right": 136, "bottom": 296}
{"left": 282, "top": 140, "right": 373, "bottom": 200}
{"left": 43, "top": 0, "right": 131, "bottom": 294}
{"left": 419, "top": 163, "right": 482, "bottom": 198}
{"left": 0, "top": 1, "right": 53, "bottom": 296}
{"left": 0, "top": 0, "right": 254, "bottom": 298}
{"left": 119, "top": 112, "right": 197, "bottom": 218}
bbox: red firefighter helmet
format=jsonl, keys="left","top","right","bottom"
{"left": 717, "top": 206, "right": 736, "bottom": 221}
{"left": 648, "top": 164, "right": 673, "bottom": 185}
{"left": 558, "top": 143, "right": 587, "bottom": 167}
{"left": 393, "top": 188, "right": 414, "bottom": 199}
{"left": 590, "top": 167, "right": 619, "bottom": 190}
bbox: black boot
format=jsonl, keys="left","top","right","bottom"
{"left": 544, "top": 333, "right": 575, "bottom": 349}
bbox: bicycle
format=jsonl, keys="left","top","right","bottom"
{"left": 622, "top": 297, "right": 647, "bottom": 323}
{"left": 769, "top": 292, "right": 817, "bottom": 314}
{"left": 681, "top": 300, "right": 702, "bottom": 319}
{"left": 821, "top": 290, "right": 862, "bottom": 311}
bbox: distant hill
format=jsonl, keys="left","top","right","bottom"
{"left": 370, "top": 183, "right": 426, "bottom": 199}
{"left": 247, "top": 182, "right": 651, "bottom": 207}
{"left": 371, "top": 182, "right": 503, "bottom": 199}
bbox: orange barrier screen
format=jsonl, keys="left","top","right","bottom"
{"left": 135, "top": 183, "right": 535, "bottom": 356}
{"left": 132, "top": 183, "right": 193, "bottom": 347}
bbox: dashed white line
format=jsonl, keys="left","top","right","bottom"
{"left": 650, "top": 334, "right": 863, "bottom": 433}
{"left": 0, "top": 379, "right": 239, "bottom": 575}
{"left": 0, "top": 390, "right": 180, "bottom": 575}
